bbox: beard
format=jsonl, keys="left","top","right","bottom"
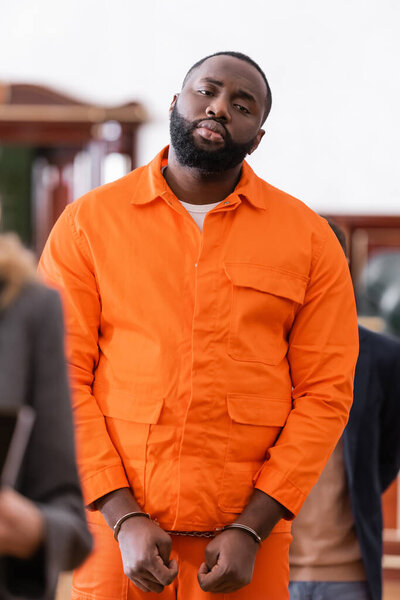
{"left": 169, "top": 105, "right": 257, "bottom": 174}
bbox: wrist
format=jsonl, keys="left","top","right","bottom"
{"left": 221, "top": 523, "right": 261, "bottom": 545}
{"left": 113, "top": 511, "right": 151, "bottom": 541}
{"left": 95, "top": 487, "right": 142, "bottom": 530}
{"left": 236, "top": 489, "right": 289, "bottom": 541}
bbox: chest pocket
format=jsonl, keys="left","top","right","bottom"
{"left": 224, "top": 263, "right": 308, "bottom": 365}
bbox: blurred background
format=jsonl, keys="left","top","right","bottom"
{"left": 0, "top": 1, "right": 399, "bottom": 596}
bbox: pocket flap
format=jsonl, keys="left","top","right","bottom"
{"left": 224, "top": 263, "right": 308, "bottom": 304}
{"left": 227, "top": 393, "right": 291, "bottom": 427}
{"left": 95, "top": 388, "right": 164, "bottom": 424}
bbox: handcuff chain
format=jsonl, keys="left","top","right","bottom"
{"left": 164, "top": 530, "right": 217, "bottom": 538}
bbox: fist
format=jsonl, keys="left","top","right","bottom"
{"left": 197, "top": 528, "right": 259, "bottom": 593}
{"left": 117, "top": 516, "right": 178, "bottom": 593}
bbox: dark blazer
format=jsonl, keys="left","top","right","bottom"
{"left": 343, "top": 325, "right": 400, "bottom": 600}
{"left": 0, "top": 282, "right": 92, "bottom": 600}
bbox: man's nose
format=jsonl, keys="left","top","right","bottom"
{"left": 205, "top": 98, "right": 231, "bottom": 122}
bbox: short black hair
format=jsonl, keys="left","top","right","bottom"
{"left": 182, "top": 51, "right": 272, "bottom": 124}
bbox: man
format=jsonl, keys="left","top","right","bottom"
{"left": 289, "top": 222, "right": 400, "bottom": 600}
{"left": 39, "top": 51, "right": 359, "bottom": 599}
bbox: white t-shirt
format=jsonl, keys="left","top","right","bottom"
{"left": 178, "top": 199, "right": 221, "bottom": 232}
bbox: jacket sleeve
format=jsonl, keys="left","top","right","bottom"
{"left": 38, "top": 205, "right": 130, "bottom": 506}
{"left": 4, "top": 286, "right": 92, "bottom": 600}
{"left": 378, "top": 335, "right": 400, "bottom": 492}
{"left": 254, "top": 221, "right": 359, "bottom": 517}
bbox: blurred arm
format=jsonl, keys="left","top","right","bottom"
{"left": 4, "top": 287, "right": 92, "bottom": 597}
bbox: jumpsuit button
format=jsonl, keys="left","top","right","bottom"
{"left": 224, "top": 201, "right": 230, "bottom": 205}
{"left": 194, "top": 263, "right": 198, "bottom": 267}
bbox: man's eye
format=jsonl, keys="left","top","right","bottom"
{"left": 198, "top": 89, "right": 213, "bottom": 96}
{"left": 234, "top": 104, "right": 250, "bottom": 114}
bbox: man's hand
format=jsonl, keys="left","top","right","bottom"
{"left": 95, "top": 487, "right": 177, "bottom": 593}
{"left": 0, "top": 487, "right": 45, "bottom": 559}
{"left": 118, "top": 516, "right": 178, "bottom": 593}
{"left": 197, "top": 529, "right": 258, "bottom": 593}
{"left": 198, "top": 489, "right": 290, "bottom": 593}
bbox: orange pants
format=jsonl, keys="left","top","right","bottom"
{"left": 72, "top": 519, "right": 291, "bottom": 599}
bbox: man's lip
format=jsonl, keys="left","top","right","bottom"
{"left": 196, "top": 120, "right": 226, "bottom": 138}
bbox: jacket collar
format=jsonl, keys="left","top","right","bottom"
{"left": 129, "top": 146, "right": 268, "bottom": 210}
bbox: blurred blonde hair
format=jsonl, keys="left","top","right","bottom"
{"left": 0, "top": 233, "right": 37, "bottom": 311}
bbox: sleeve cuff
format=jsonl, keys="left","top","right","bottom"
{"left": 253, "top": 464, "right": 307, "bottom": 518}
{"left": 81, "top": 463, "right": 130, "bottom": 509}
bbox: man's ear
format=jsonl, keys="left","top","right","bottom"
{"left": 169, "top": 94, "right": 179, "bottom": 115}
{"left": 248, "top": 129, "right": 265, "bottom": 155}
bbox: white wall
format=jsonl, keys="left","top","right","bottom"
{"left": 1, "top": 0, "right": 399, "bottom": 214}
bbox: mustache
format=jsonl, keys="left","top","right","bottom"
{"left": 188, "top": 117, "right": 229, "bottom": 138}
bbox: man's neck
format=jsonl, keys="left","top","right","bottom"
{"left": 163, "top": 146, "right": 243, "bottom": 206}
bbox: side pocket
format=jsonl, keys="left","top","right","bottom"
{"left": 95, "top": 388, "right": 164, "bottom": 508}
{"left": 218, "top": 393, "right": 291, "bottom": 513}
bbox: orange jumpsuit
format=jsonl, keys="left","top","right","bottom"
{"left": 39, "top": 147, "right": 359, "bottom": 599}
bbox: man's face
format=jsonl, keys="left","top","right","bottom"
{"left": 169, "top": 55, "right": 267, "bottom": 173}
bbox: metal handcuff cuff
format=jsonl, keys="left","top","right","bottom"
{"left": 113, "top": 511, "right": 262, "bottom": 544}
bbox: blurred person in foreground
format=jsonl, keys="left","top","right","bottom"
{"left": 0, "top": 233, "right": 92, "bottom": 600}
{"left": 39, "top": 51, "right": 358, "bottom": 599}
{"left": 289, "top": 221, "right": 400, "bottom": 600}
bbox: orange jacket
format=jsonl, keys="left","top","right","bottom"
{"left": 39, "top": 147, "right": 359, "bottom": 534}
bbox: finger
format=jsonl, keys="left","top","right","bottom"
{"left": 167, "top": 558, "right": 178, "bottom": 579}
{"left": 148, "top": 554, "right": 178, "bottom": 586}
{"left": 197, "top": 563, "right": 223, "bottom": 592}
{"left": 204, "top": 545, "right": 219, "bottom": 570}
{"left": 156, "top": 536, "right": 172, "bottom": 563}
{"left": 137, "top": 565, "right": 174, "bottom": 590}
{"left": 205, "top": 573, "right": 251, "bottom": 594}
{"left": 135, "top": 569, "right": 164, "bottom": 587}
{"left": 209, "top": 580, "right": 243, "bottom": 594}
{"left": 197, "top": 562, "right": 209, "bottom": 576}
{"left": 199, "top": 577, "right": 239, "bottom": 595}
{"left": 138, "top": 576, "right": 165, "bottom": 594}
{"left": 132, "top": 578, "right": 152, "bottom": 592}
